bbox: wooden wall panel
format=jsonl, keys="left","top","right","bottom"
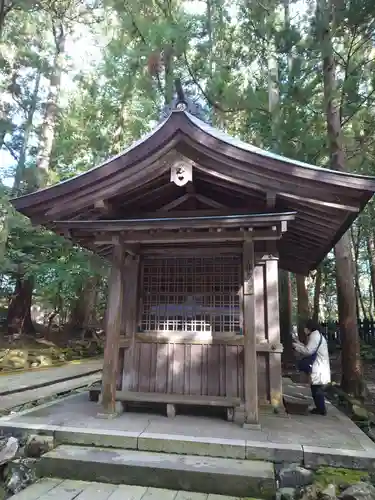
{"left": 122, "top": 342, "right": 245, "bottom": 399}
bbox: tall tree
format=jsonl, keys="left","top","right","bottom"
{"left": 316, "top": 0, "right": 363, "bottom": 396}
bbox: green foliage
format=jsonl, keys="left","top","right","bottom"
{"left": 313, "top": 466, "right": 368, "bottom": 489}
{"left": 1, "top": 0, "right": 375, "bottom": 333}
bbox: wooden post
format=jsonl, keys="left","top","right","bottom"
{"left": 265, "top": 254, "right": 282, "bottom": 410}
{"left": 254, "top": 263, "right": 265, "bottom": 343}
{"left": 243, "top": 239, "right": 259, "bottom": 428}
{"left": 122, "top": 255, "right": 140, "bottom": 391}
{"left": 100, "top": 243, "right": 126, "bottom": 416}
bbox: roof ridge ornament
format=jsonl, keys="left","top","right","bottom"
{"left": 159, "top": 78, "right": 210, "bottom": 123}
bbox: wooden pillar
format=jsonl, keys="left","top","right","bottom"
{"left": 254, "top": 261, "right": 267, "bottom": 404}
{"left": 254, "top": 263, "right": 266, "bottom": 343}
{"left": 122, "top": 255, "right": 140, "bottom": 391}
{"left": 243, "top": 239, "right": 259, "bottom": 427}
{"left": 100, "top": 244, "right": 126, "bottom": 416}
{"left": 265, "top": 254, "right": 282, "bottom": 410}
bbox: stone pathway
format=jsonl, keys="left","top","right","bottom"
{"left": 2, "top": 378, "right": 375, "bottom": 470}
{"left": 0, "top": 359, "right": 102, "bottom": 395}
{"left": 0, "top": 373, "right": 101, "bottom": 411}
{"left": 10, "top": 478, "right": 247, "bottom": 499}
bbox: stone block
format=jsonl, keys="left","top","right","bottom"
{"left": 54, "top": 427, "right": 138, "bottom": 450}
{"left": 142, "top": 487, "right": 181, "bottom": 499}
{"left": 303, "top": 445, "right": 375, "bottom": 470}
{"left": 277, "top": 464, "right": 314, "bottom": 488}
{"left": 246, "top": 441, "right": 303, "bottom": 464}
{"left": 35, "top": 444, "right": 276, "bottom": 498}
{"left": 138, "top": 433, "right": 246, "bottom": 459}
{"left": 338, "top": 482, "right": 375, "bottom": 500}
{"left": 24, "top": 434, "right": 54, "bottom": 457}
{"left": 175, "top": 491, "right": 208, "bottom": 499}
{"left": 276, "top": 487, "right": 298, "bottom": 500}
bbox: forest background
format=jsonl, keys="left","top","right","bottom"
{"left": 1, "top": 0, "right": 375, "bottom": 394}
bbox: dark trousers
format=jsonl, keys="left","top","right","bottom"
{"left": 310, "top": 384, "right": 326, "bottom": 414}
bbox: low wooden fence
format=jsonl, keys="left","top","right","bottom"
{"left": 320, "top": 320, "right": 375, "bottom": 346}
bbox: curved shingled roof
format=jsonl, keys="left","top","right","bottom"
{"left": 11, "top": 109, "right": 375, "bottom": 274}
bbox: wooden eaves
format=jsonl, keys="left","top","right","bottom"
{"left": 10, "top": 109, "right": 375, "bottom": 275}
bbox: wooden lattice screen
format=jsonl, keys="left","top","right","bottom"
{"left": 141, "top": 255, "right": 241, "bottom": 334}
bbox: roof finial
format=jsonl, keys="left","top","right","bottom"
{"left": 175, "top": 78, "right": 186, "bottom": 107}
{"left": 159, "top": 78, "right": 210, "bottom": 123}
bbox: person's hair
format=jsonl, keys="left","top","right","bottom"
{"left": 304, "top": 318, "right": 320, "bottom": 333}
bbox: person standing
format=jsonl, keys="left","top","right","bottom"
{"left": 293, "top": 318, "right": 331, "bottom": 415}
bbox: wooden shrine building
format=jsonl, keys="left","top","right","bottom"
{"left": 11, "top": 91, "right": 375, "bottom": 427}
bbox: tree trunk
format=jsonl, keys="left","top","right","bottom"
{"left": 279, "top": 269, "right": 293, "bottom": 366}
{"left": 317, "top": 0, "right": 363, "bottom": 396}
{"left": 296, "top": 274, "right": 309, "bottom": 341}
{"left": 35, "top": 21, "right": 65, "bottom": 186}
{"left": 5, "top": 72, "right": 42, "bottom": 336}
{"left": 335, "top": 235, "right": 362, "bottom": 394}
{"left": 313, "top": 268, "right": 322, "bottom": 323}
{"left": 0, "top": 0, "right": 9, "bottom": 39}
{"left": 13, "top": 71, "right": 41, "bottom": 195}
{"left": 0, "top": 194, "right": 9, "bottom": 266}
{"left": 67, "top": 286, "right": 86, "bottom": 334}
{"left": 367, "top": 234, "right": 375, "bottom": 317}
{"left": 163, "top": 47, "right": 174, "bottom": 105}
{"left": 67, "top": 277, "right": 99, "bottom": 337}
{"left": 7, "top": 276, "right": 35, "bottom": 335}
{"left": 206, "top": 0, "right": 214, "bottom": 77}
{"left": 350, "top": 227, "right": 366, "bottom": 319}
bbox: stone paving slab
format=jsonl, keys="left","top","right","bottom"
{"left": 0, "top": 359, "right": 102, "bottom": 395}
{"left": 35, "top": 446, "right": 274, "bottom": 498}
{"left": 0, "top": 373, "right": 101, "bottom": 411}
{"left": 10, "top": 479, "right": 247, "bottom": 499}
{"left": 2, "top": 378, "right": 375, "bottom": 469}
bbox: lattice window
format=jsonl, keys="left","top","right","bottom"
{"left": 141, "top": 255, "right": 241, "bottom": 334}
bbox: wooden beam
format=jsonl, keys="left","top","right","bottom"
{"left": 157, "top": 193, "right": 191, "bottom": 212}
{"left": 100, "top": 243, "right": 126, "bottom": 416}
{"left": 194, "top": 193, "right": 227, "bottom": 209}
{"left": 139, "top": 246, "right": 242, "bottom": 257}
{"left": 197, "top": 174, "right": 264, "bottom": 201}
{"left": 98, "top": 229, "right": 283, "bottom": 245}
{"left": 93, "top": 235, "right": 138, "bottom": 254}
{"left": 195, "top": 163, "right": 361, "bottom": 213}
{"left": 266, "top": 192, "right": 276, "bottom": 209}
{"left": 42, "top": 140, "right": 181, "bottom": 221}
{"left": 280, "top": 235, "right": 318, "bottom": 250}
{"left": 286, "top": 225, "right": 331, "bottom": 242}
{"left": 116, "top": 231, "right": 244, "bottom": 244}
{"left": 125, "top": 208, "right": 269, "bottom": 219}
{"left": 53, "top": 212, "right": 296, "bottom": 232}
{"left": 264, "top": 255, "right": 282, "bottom": 411}
{"left": 280, "top": 192, "right": 359, "bottom": 213}
{"left": 61, "top": 229, "right": 72, "bottom": 239}
{"left": 242, "top": 239, "right": 259, "bottom": 427}
{"left": 94, "top": 200, "right": 113, "bottom": 213}
{"left": 122, "top": 182, "right": 174, "bottom": 209}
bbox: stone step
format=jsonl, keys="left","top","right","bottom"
{"left": 10, "top": 478, "right": 259, "bottom": 500}
{"left": 35, "top": 444, "right": 276, "bottom": 499}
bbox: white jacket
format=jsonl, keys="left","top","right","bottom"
{"left": 294, "top": 330, "right": 331, "bottom": 385}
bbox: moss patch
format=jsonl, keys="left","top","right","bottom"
{"left": 314, "top": 466, "right": 368, "bottom": 489}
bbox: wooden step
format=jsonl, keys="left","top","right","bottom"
{"left": 35, "top": 444, "right": 276, "bottom": 499}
